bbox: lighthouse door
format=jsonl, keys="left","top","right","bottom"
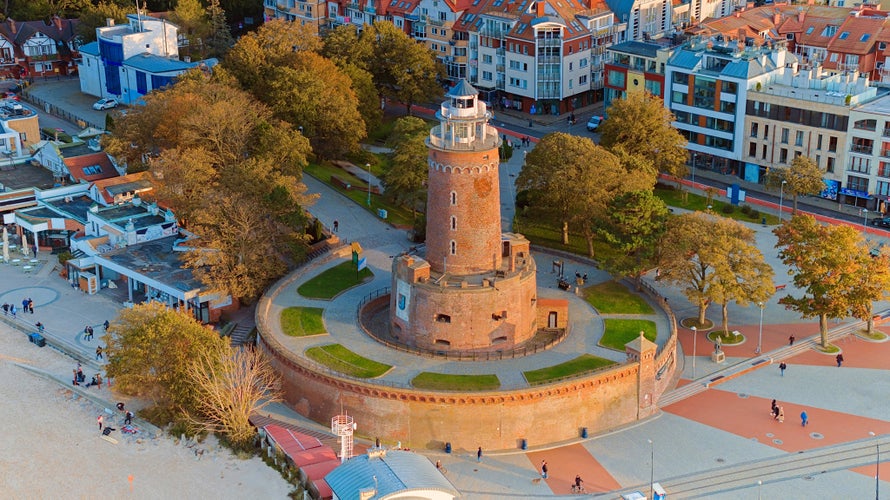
{"left": 548, "top": 312, "right": 557, "bottom": 329}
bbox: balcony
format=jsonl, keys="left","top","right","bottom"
{"left": 850, "top": 144, "right": 873, "bottom": 154}
{"left": 882, "top": 128, "right": 890, "bottom": 138}
{"left": 881, "top": 149, "right": 890, "bottom": 159}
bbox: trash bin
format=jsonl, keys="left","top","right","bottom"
{"left": 520, "top": 438, "right": 527, "bottom": 450}
{"left": 581, "top": 427, "right": 588, "bottom": 438}
{"left": 28, "top": 333, "right": 46, "bottom": 347}
{"left": 445, "top": 442, "right": 452, "bottom": 454}
{"left": 377, "top": 208, "right": 388, "bottom": 219}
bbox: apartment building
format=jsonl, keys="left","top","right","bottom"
{"left": 603, "top": 37, "right": 682, "bottom": 109}
{"left": 845, "top": 95, "right": 890, "bottom": 211}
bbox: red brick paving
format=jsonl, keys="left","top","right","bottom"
{"left": 526, "top": 444, "right": 621, "bottom": 495}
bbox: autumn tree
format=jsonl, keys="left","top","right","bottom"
{"left": 369, "top": 22, "right": 443, "bottom": 113}
{"left": 781, "top": 155, "right": 826, "bottom": 213}
{"left": 76, "top": 1, "right": 130, "bottom": 43}
{"left": 321, "top": 24, "right": 374, "bottom": 69}
{"left": 598, "top": 190, "right": 670, "bottom": 288}
{"left": 338, "top": 62, "right": 383, "bottom": 135}
{"left": 774, "top": 214, "right": 864, "bottom": 347}
{"left": 186, "top": 344, "right": 281, "bottom": 449}
{"left": 598, "top": 91, "right": 687, "bottom": 180}
{"left": 848, "top": 245, "right": 890, "bottom": 336}
{"left": 517, "top": 133, "right": 649, "bottom": 257}
{"left": 104, "top": 302, "right": 228, "bottom": 414}
{"left": 170, "top": 0, "right": 211, "bottom": 58}
{"left": 382, "top": 117, "right": 429, "bottom": 221}
{"left": 658, "top": 212, "right": 769, "bottom": 326}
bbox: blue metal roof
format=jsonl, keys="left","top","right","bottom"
{"left": 603, "top": 0, "right": 637, "bottom": 22}
{"left": 79, "top": 41, "right": 99, "bottom": 56}
{"left": 668, "top": 50, "right": 701, "bottom": 70}
{"left": 325, "top": 450, "right": 459, "bottom": 499}
{"left": 123, "top": 53, "right": 199, "bottom": 74}
{"left": 448, "top": 79, "right": 478, "bottom": 97}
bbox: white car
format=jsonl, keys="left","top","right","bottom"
{"left": 586, "top": 115, "right": 604, "bottom": 132}
{"left": 93, "top": 98, "right": 119, "bottom": 110}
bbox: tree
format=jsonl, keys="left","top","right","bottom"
{"left": 774, "top": 214, "right": 864, "bottom": 347}
{"left": 598, "top": 91, "right": 688, "bottom": 180}
{"left": 185, "top": 344, "right": 281, "bottom": 449}
{"left": 657, "top": 212, "right": 765, "bottom": 325}
{"left": 709, "top": 227, "right": 774, "bottom": 335}
{"left": 76, "top": 1, "right": 130, "bottom": 43}
{"left": 170, "top": 0, "right": 211, "bottom": 58}
{"left": 321, "top": 24, "right": 374, "bottom": 70}
{"left": 782, "top": 155, "right": 826, "bottom": 213}
{"left": 206, "top": 0, "right": 233, "bottom": 57}
{"left": 364, "top": 22, "right": 442, "bottom": 114}
{"left": 382, "top": 117, "right": 428, "bottom": 221}
{"left": 516, "top": 133, "right": 635, "bottom": 257}
{"left": 104, "top": 302, "right": 228, "bottom": 413}
{"left": 845, "top": 244, "right": 890, "bottom": 336}
{"left": 598, "top": 190, "right": 670, "bottom": 289}
{"left": 339, "top": 62, "right": 383, "bottom": 135}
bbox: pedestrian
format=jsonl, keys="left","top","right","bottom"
{"left": 116, "top": 402, "right": 125, "bottom": 412}
{"left": 125, "top": 411, "right": 133, "bottom": 425}
{"left": 541, "top": 460, "right": 548, "bottom": 478}
{"left": 477, "top": 446, "right": 482, "bottom": 462}
{"left": 375, "top": 437, "right": 380, "bottom": 448}
{"left": 2, "top": 303, "right": 7, "bottom": 315}
{"left": 76, "top": 366, "right": 84, "bottom": 383}
{"left": 72, "top": 369, "right": 80, "bottom": 386}
{"left": 836, "top": 353, "right": 844, "bottom": 367}
{"left": 96, "top": 346, "right": 103, "bottom": 360}
{"left": 777, "top": 406, "right": 785, "bottom": 423}
{"left": 98, "top": 415, "right": 104, "bottom": 431}
{"left": 10, "top": 304, "right": 15, "bottom": 318}
{"left": 103, "top": 320, "right": 109, "bottom": 331}
{"left": 771, "top": 399, "right": 777, "bottom": 414}
{"left": 27, "top": 298, "right": 33, "bottom": 314}
{"left": 84, "top": 325, "right": 90, "bottom": 341}
{"left": 801, "top": 411, "right": 808, "bottom": 427}
{"left": 779, "top": 362, "right": 787, "bottom": 376}
{"left": 436, "top": 459, "right": 442, "bottom": 470}
{"left": 789, "top": 335, "right": 795, "bottom": 346}
{"left": 333, "top": 220, "right": 339, "bottom": 233}
{"left": 88, "top": 326, "right": 94, "bottom": 340}
{"left": 21, "top": 298, "right": 28, "bottom": 312}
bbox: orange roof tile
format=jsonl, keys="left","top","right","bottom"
{"left": 63, "top": 152, "right": 117, "bottom": 183}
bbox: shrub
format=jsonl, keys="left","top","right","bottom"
{"left": 721, "top": 204, "right": 735, "bottom": 214}
{"left": 740, "top": 205, "right": 752, "bottom": 215}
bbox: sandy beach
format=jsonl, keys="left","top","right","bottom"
{"left": 0, "top": 321, "right": 292, "bottom": 499}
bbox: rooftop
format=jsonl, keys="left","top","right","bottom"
{"left": 854, "top": 93, "right": 890, "bottom": 115}
{"left": 99, "top": 235, "right": 202, "bottom": 294}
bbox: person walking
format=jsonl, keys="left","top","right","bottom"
{"left": 96, "top": 346, "right": 103, "bottom": 360}
{"left": 125, "top": 411, "right": 133, "bottom": 425}
{"left": 789, "top": 335, "right": 795, "bottom": 346}
{"left": 10, "top": 304, "right": 15, "bottom": 318}
{"left": 771, "top": 399, "right": 778, "bottom": 417}
{"left": 2, "top": 303, "right": 7, "bottom": 316}
{"left": 836, "top": 353, "right": 844, "bottom": 367}
{"left": 98, "top": 415, "right": 104, "bottom": 431}
{"left": 541, "top": 460, "right": 548, "bottom": 478}
{"left": 777, "top": 406, "right": 785, "bottom": 423}
{"left": 779, "top": 362, "right": 787, "bottom": 376}
{"left": 27, "top": 298, "right": 33, "bottom": 314}
{"left": 103, "top": 320, "right": 110, "bottom": 332}
{"left": 333, "top": 220, "right": 339, "bottom": 233}
{"left": 477, "top": 446, "right": 483, "bottom": 462}
{"left": 801, "top": 411, "right": 808, "bottom": 427}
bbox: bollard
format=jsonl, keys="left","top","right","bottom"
{"left": 581, "top": 427, "right": 588, "bottom": 439}
{"left": 445, "top": 442, "right": 452, "bottom": 454}
{"left": 520, "top": 438, "right": 527, "bottom": 450}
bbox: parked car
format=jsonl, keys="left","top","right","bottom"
{"left": 93, "top": 98, "right": 118, "bottom": 110}
{"left": 871, "top": 217, "right": 890, "bottom": 228}
{"left": 586, "top": 115, "right": 604, "bottom": 132}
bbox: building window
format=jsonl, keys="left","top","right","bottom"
{"left": 750, "top": 123, "right": 758, "bottom": 138}
{"left": 781, "top": 128, "right": 789, "bottom": 144}
{"left": 827, "top": 157, "right": 835, "bottom": 173}
{"left": 762, "top": 144, "right": 767, "bottom": 160}
{"left": 847, "top": 175, "right": 868, "bottom": 192}
{"left": 828, "top": 137, "right": 838, "bottom": 152}
{"left": 850, "top": 156, "right": 871, "bottom": 174}
{"left": 817, "top": 134, "right": 823, "bottom": 150}
{"left": 748, "top": 142, "right": 757, "bottom": 157}
{"left": 764, "top": 124, "right": 769, "bottom": 139}
{"left": 795, "top": 130, "right": 804, "bottom": 147}
{"left": 608, "top": 70, "right": 625, "bottom": 87}
{"left": 435, "top": 314, "right": 451, "bottom": 323}
{"left": 450, "top": 240, "right": 456, "bottom": 255}
{"left": 671, "top": 91, "right": 686, "bottom": 104}
{"left": 451, "top": 191, "right": 456, "bottom": 205}
{"left": 450, "top": 216, "right": 456, "bottom": 230}
{"left": 780, "top": 148, "right": 788, "bottom": 163}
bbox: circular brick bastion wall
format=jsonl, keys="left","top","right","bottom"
{"left": 257, "top": 271, "right": 678, "bottom": 452}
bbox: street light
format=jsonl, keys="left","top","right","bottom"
{"left": 779, "top": 180, "right": 787, "bottom": 222}
{"left": 862, "top": 208, "right": 869, "bottom": 233}
{"left": 691, "top": 326, "right": 698, "bottom": 379}
{"left": 758, "top": 480, "right": 762, "bottom": 500}
{"left": 647, "top": 439, "right": 654, "bottom": 500}
{"left": 691, "top": 153, "right": 697, "bottom": 188}
{"left": 869, "top": 432, "right": 880, "bottom": 500}
{"left": 756, "top": 302, "right": 764, "bottom": 355}
{"left": 366, "top": 163, "right": 372, "bottom": 206}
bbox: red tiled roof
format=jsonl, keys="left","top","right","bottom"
{"left": 64, "top": 152, "right": 117, "bottom": 183}
{"left": 827, "top": 16, "right": 885, "bottom": 55}
{"left": 91, "top": 171, "right": 152, "bottom": 204}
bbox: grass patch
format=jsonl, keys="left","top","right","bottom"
{"left": 305, "top": 344, "right": 391, "bottom": 378}
{"left": 512, "top": 217, "right": 619, "bottom": 262}
{"left": 654, "top": 185, "right": 779, "bottom": 225}
{"left": 582, "top": 281, "right": 654, "bottom": 314}
{"left": 304, "top": 162, "right": 414, "bottom": 227}
{"left": 857, "top": 329, "right": 888, "bottom": 341}
{"left": 679, "top": 317, "right": 715, "bottom": 330}
{"left": 814, "top": 343, "right": 840, "bottom": 354}
{"left": 600, "top": 319, "right": 657, "bottom": 351}
{"left": 411, "top": 372, "right": 500, "bottom": 391}
{"left": 523, "top": 354, "right": 617, "bottom": 385}
{"left": 280, "top": 307, "right": 326, "bottom": 337}
{"left": 297, "top": 260, "right": 374, "bottom": 299}
{"left": 707, "top": 330, "right": 744, "bottom": 345}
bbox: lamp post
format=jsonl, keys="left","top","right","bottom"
{"left": 869, "top": 432, "right": 880, "bottom": 500}
{"left": 756, "top": 302, "right": 764, "bottom": 355}
{"left": 862, "top": 208, "right": 869, "bottom": 233}
{"left": 779, "top": 180, "right": 787, "bottom": 222}
{"left": 647, "top": 439, "right": 654, "bottom": 500}
{"left": 366, "top": 163, "right": 372, "bottom": 206}
{"left": 691, "top": 326, "right": 698, "bottom": 379}
{"left": 691, "top": 153, "right": 697, "bottom": 189}
{"left": 758, "top": 480, "right": 762, "bottom": 500}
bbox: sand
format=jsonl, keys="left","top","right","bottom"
{"left": 0, "top": 322, "right": 292, "bottom": 499}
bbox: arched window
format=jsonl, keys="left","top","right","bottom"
{"left": 450, "top": 216, "right": 456, "bottom": 230}
{"left": 450, "top": 240, "right": 456, "bottom": 255}
{"left": 450, "top": 191, "right": 457, "bottom": 205}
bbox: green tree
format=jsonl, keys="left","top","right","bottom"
{"left": 516, "top": 133, "right": 633, "bottom": 257}
{"left": 599, "top": 91, "right": 687, "bottom": 180}
{"left": 104, "top": 302, "right": 228, "bottom": 413}
{"left": 186, "top": 342, "right": 282, "bottom": 449}
{"left": 598, "top": 190, "right": 670, "bottom": 288}
{"left": 709, "top": 226, "right": 774, "bottom": 335}
{"left": 774, "top": 214, "right": 864, "bottom": 347}
{"left": 364, "top": 22, "right": 442, "bottom": 114}
{"left": 75, "top": 1, "right": 130, "bottom": 43}
{"left": 846, "top": 245, "right": 890, "bottom": 336}
{"left": 171, "top": 0, "right": 211, "bottom": 58}
{"left": 382, "top": 116, "right": 428, "bottom": 221}
{"left": 206, "top": 0, "right": 233, "bottom": 57}
{"left": 783, "top": 155, "right": 826, "bottom": 213}
{"left": 339, "top": 62, "right": 383, "bottom": 135}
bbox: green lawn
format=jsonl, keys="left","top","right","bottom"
{"left": 707, "top": 330, "right": 744, "bottom": 345}
{"left": 305, "top": 344, "right": 391, "bottom": 378}
{"left": 583, "top": 281, "right": 654, "bottom": 314}
{"left": 297, "top": 260, "right": 374, "bottom": 299}
{"left": 411, "top": 372, "right": 501, "bottom": 391}
{"left": 654, "top": 185, "right": 779, "bottom": 225}
{"left": 523, "top": 354, "right": 617, "bottom": 385}
{"left": 280, "top": 307, "right": 326, "bottom": 337}
{"left": 512, "top": 217, "right": 619, "bottom": 262}
{"left": 600, "top": 319, "right": 657, "bottom": 351}
{"left": 303, "top": 162, "right": 415, "bottom": 227}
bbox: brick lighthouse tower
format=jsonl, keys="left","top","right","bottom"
{"left": 390, "top": 80, "right": 544, "bottom": 351}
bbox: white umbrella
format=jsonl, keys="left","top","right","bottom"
{"left": 2, "top": 226, "right": 7, "bottom": 263}
{"left": 21, "top": 231, "right": 29, "bottom": 257}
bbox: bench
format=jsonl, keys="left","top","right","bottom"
{"left": 331, "top": 175, "right": 351, "bottom": 190}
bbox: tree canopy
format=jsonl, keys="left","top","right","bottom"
{"left": 382, "top": 117, "right": 429, "bottom": 222}
{"left": 598, "top": 91, "right": 688, "bottom": 180}
{"left": 103, "top": 71, "right": 316, "bottom": 302}
{"left": 598, "top": 190, "right": 670, "bottom": 287}
{"left": 75, "top": 2, "right": 130, "bottom": 42}
{"left": 781, "top": 155, "right": 826, "bottom": 213}
{"left": 848, "top": 245, "right": 890, "bottom": 336}
{"left": 774, "top": 214, "right": 865, "bottom": 347}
